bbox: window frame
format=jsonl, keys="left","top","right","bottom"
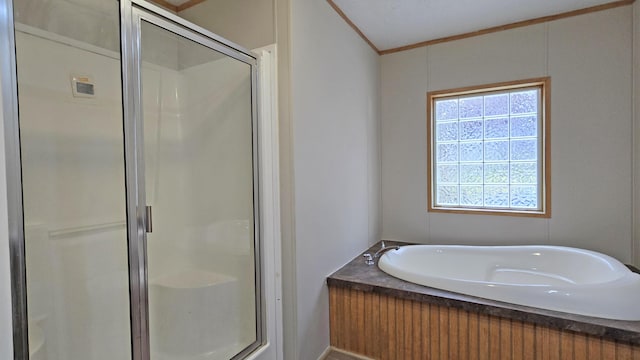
{"left": 426, "top": 77, "right": 551, "bottom": 218}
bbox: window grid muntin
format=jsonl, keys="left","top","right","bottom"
{"left": 433, "top": 85, "right": 543, "bottom": 211}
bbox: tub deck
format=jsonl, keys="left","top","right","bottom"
{"left": 327, "top": 241, "right": 640, "bottom": 345}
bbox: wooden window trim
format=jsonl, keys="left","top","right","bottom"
{"left": 426, "top": 77, "right": 551, "bottom": 218}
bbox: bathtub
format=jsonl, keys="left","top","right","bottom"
{"left": 377, "top": 245, "right": 640, "bottom": 321}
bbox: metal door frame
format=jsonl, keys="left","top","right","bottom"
{"left": 123, "top": 2, "right": 263, "bottom": 360}
{"left": 0, "top": 0, "right": 28, "bottom": 357}
{"left": 1, "top": 0, "right": 264, "bottom": 357}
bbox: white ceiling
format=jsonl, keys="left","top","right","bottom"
{"left": 332, "top": 0, "right": 624, "bottom": 51}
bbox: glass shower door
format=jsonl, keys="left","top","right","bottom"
{"left": 12, "top": 0, "right": 132, "bottom": 358}
{"left": 135, "top": 12, "right": 261, "bottom": 360}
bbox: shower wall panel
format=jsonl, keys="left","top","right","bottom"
{"left": 142, "top": 54, "right": 257, "bottom": 351}
{"left": 182, "top": 57, "right": 256, "bottom": 344}
{"left": 143, "top": 63, "right": 195, "bottom": 281}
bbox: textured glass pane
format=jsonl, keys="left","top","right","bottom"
{"left": 484, "top": 163, "right": 509, "bottom": 184}
{"left": 484, "top": 94, "right": 508, "bottom": 117}
{"left": 511, "top": 139, "right": 537, "bottom": 161}
{"left": 459, "top": 96, "right": 482, "bottom": 119}
{"left": 460, "top": 186, "right": 483, "bottom": 206}
{"left": 437, "top": 143, "right": 458, "bottom": 162}
{"left": 459, "top": 142, "right": 483, "bottom": 162}
{"left": 436, "top": 122, "right": 458, "bottom": 141}
{"left": 437, "top": 185, "right": 459, "bottom": 205}
{"left": 460, "top": 120, "right": 483, "bottom": 141}
{"left": 484, "top": 185, "right": 509, "bottom": 207}
{"left": 511, "top": 116, "right": 537, "bottom": 137}
{"left": 510, "top": 90, "right": 537, "bottom": 114}
{"left": 437, "top": 165, "right": 458, "bottom": 184}
{"left": 511, "top": 162, "right": 537, "bottom": 184}
{"left": 435, "top": 99, "right": 458, "bottom": 121}
{"left": 511, "top": 185, "right": 538, "bottom": 208}
{"left": 460, "top": 164, "right": 483, "bottom": 184}
{"left": 484, "top": 141, "right": 508, "bottom": 161}
{"left": 484, "top": 118, "right": 509, "bottom": 139}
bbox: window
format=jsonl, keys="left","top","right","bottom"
{"left": 427, "top": 78, "right": 550, "bottom": 217}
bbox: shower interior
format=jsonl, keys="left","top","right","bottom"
{"left": 12, "top": 0, "right": 260, "bottom": 358}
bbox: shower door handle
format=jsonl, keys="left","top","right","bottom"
{"left": 145, "top": 205, "right": 153, "bottom": 233}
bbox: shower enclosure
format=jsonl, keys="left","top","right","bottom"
{"left": 0, "top": 0, "right": 276, "bottom": 358}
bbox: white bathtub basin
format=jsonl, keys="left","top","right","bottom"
{"left": 378, "top": 245, "right": 640, "bottom": 320}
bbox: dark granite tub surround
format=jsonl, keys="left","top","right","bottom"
{"left": 327, "top": 241, "right": 640, "bottom": 345}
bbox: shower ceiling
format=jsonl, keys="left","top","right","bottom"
{"left": 14, "top": 0, "right": 120, "bottom": 51}
{"left": 162, "top": 0, "right": 191, "bottom": 5}
{"left": 148, "top": 0, "right": 205, "bottom": 12}
{"left": 13, "top": 0, "right": 221, "bottom": 69}
{"left": 330, "top": 0, "right": 632, "bottom": 53}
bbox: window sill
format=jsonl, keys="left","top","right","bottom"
{"left": 428, "top": 206, "right": 550, "bottom": 218}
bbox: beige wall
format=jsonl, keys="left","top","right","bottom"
{"left": 289, "top": 0, "right": 380, "bottom": 358}
{"left": 179, "top": 0, "right": 275, "bottom": 50}
{"left": 380, "top": 6, "right": 635, "bottom": 263}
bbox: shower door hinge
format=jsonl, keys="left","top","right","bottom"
{"left": 145, "top": 205, "right": 153, "bottom": 233}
